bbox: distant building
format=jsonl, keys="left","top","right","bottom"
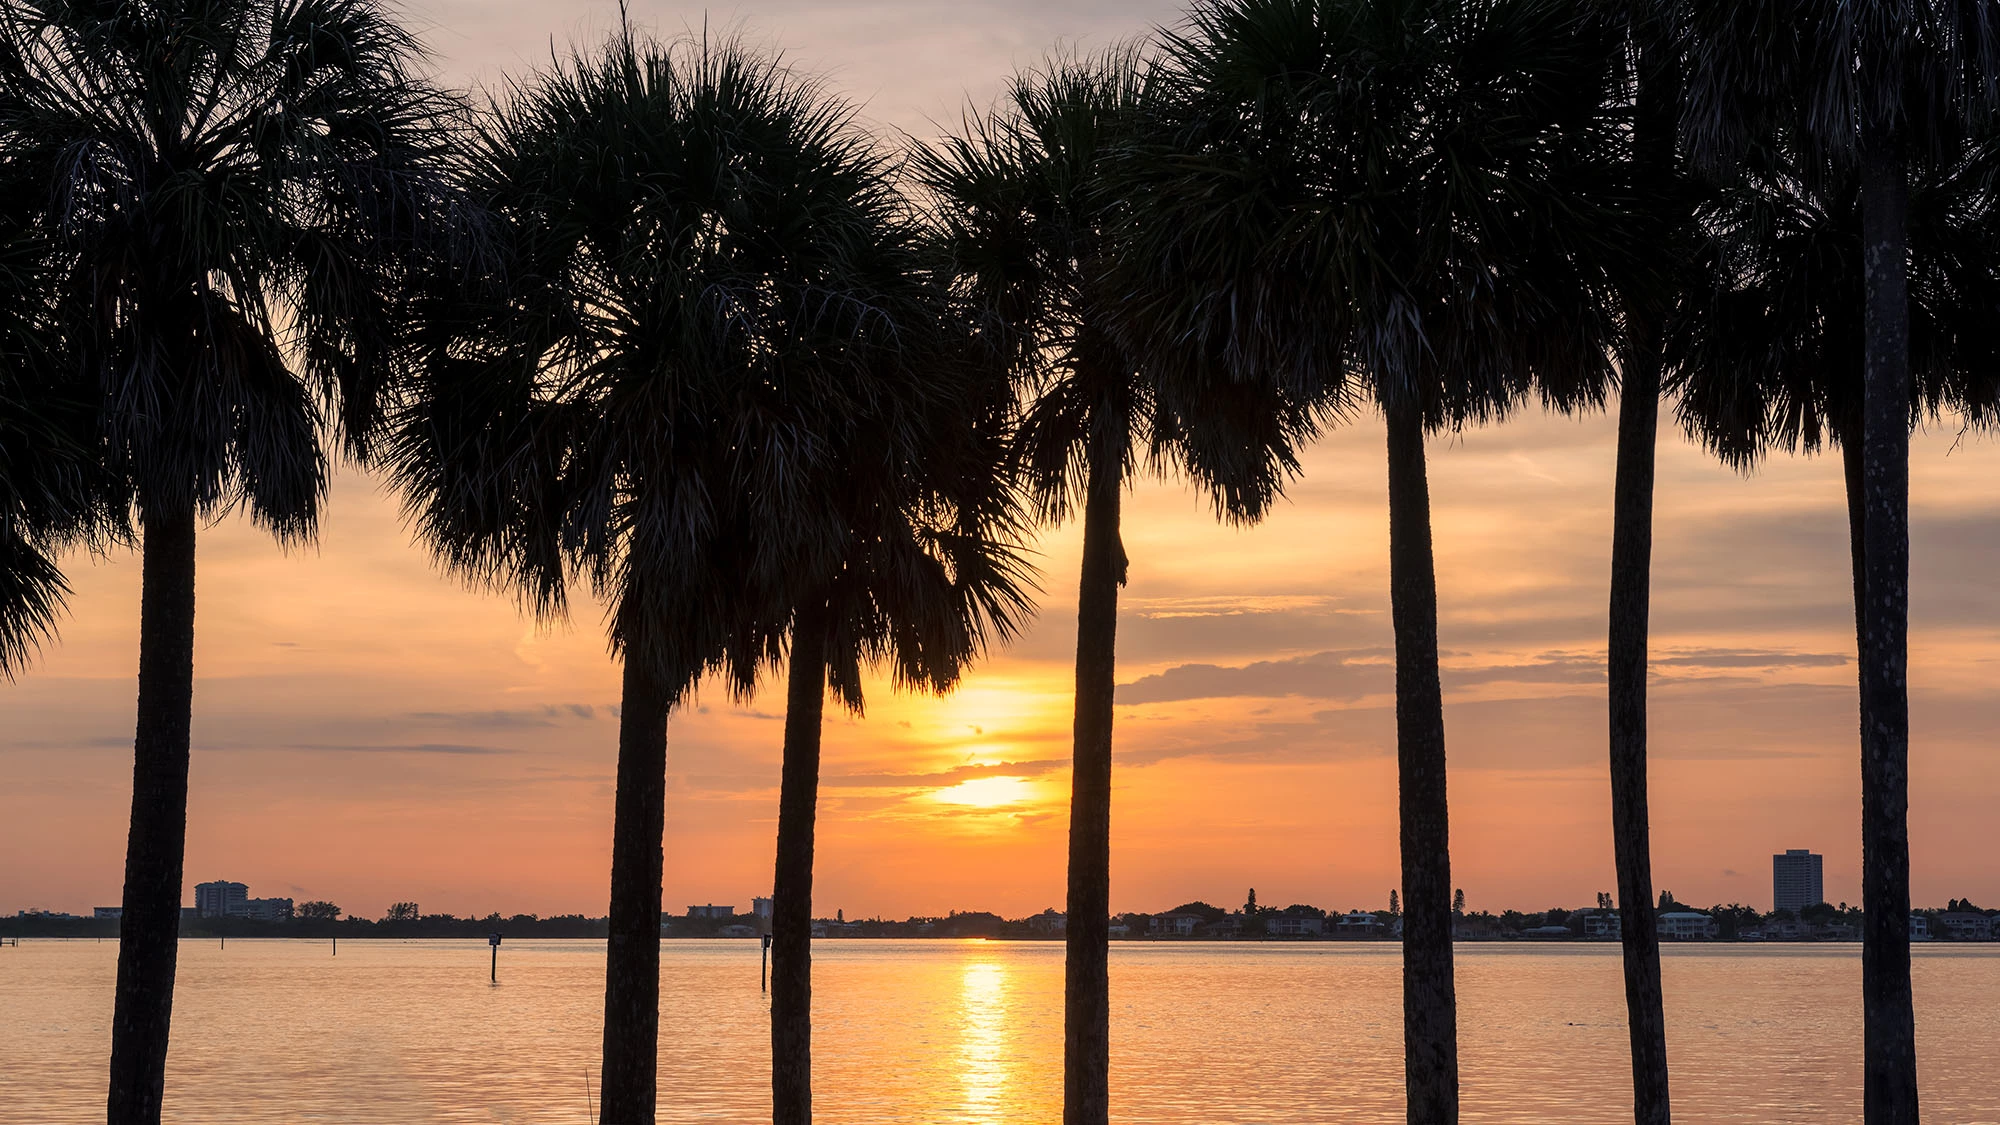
{"left": 1659, "top": 912, "right": 1716, "bottom": 941}
{"left": 242, "top": 898, "right": 293, "bottom": 922}
{"left": 1335, "top": 911, "right": 1383, "bottom": 937}
{"left": 195, "top": 881, "right": 249, "bottom": 919}
{"left": 751, "top": 897, "right": 773, "bottom": 921}
{"left": 93, "top": 907, "right": 122, "bottom": 920}
{"left": 1581, "top": 911, "right": 1619, "bottom": 940}
{"left": 1027, "top": 909, "right": 1066, "bottom": 936}
{"left": 1772, "top": 849, "right": 1824, "bottom": 914}
{"left": 1910, "top": 915, "right": 1931, "bottom": 941}
{"left": 687, "top": 904, "right": 735, "bottom": 920}
{"left": 1148, "top": 911, "right": 1204, "bottom": 937}
{"left": 1936, "top": 912, "right": 1994, "bottom": 942}
{"left": 1267, "top": 914, "right": 1325, "bottom": 937}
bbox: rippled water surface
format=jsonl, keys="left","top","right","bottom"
{"left": 4, "top": 939, "right": 1997, "bottom": 1123}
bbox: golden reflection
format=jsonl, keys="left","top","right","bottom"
{"left": 957, "top": 960, "right": 1010, "bottom": 1120}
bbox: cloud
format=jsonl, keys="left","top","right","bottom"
{"left": 824, "top": 758, "right": 1068, "bottom": 789}
{"left": 404, "top": 705, "right": 604, "bottom": 728}
{"left": 278, "top": 742, "right": 519, "bottom": 756}
{"left": 1116, "top": 649, "right": 1392, "bottom": 704}
{"left": 1115, "top": 644, "right": 1863, "bottom": 706}
{"left": 1652, "top": 648, "right": 1849, "bottom": 669}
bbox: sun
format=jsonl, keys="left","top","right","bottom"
{"left": 929, "top": 775, "right": 1039, "bottom": 809}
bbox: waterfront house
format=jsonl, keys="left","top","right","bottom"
{"left": 1149, "top": 911, "right": 1205, "bottom": 937}
{"left": 1028, "top": 909, "right": 1067, "bottom": 936}
{"left": 1335, "top": 911, "right": 1385, "bottom": 938}
{"left": 1910, "top": 915, "right": 1931, "bottom": 941}
{"left": 1580, "top": 911, "right": 1619, "bottom": 940}
{"left": 1658, "top": 912, "right": 1716, "bottom": 940}
{"left": 688, "top": 904, "right": 736, "bottom": 920}
{"left": 1936, "top": 912, "right": 1994, "bottom": 941}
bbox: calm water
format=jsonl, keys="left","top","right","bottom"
{"left": 3, "top": 939, "right": 1997, "bottom": 1123}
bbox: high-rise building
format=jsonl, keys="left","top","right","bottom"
{"left": 194, "top": 880, "right": 248, "bottom": 919}
{"left": 1772, "top": 849, "right": 1824, "bottom": 914}
{"left": 751, "top": 896, "right": 773, "bottom": 920}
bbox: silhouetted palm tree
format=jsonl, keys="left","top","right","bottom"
{"left": 0, "top": 3, "right": 457, "bottom": 1119}
{"left": 766, "top": 306, "right": 1034, "bottom": 1123}
{"left": 1601, "top": 4, "right": 1698, "bottom": 1119}
{"left": 920, "top": 48, "right": 1316, "bottom": 1125}
{"left": 1683, "top": 7, "right": 2000, "bottom": 1114}
{"left": 392, "top": 30, "right": 957, "bottom": 1125}
{"left": 1114, "top": 2, "right": 1626, "bottom": 1119}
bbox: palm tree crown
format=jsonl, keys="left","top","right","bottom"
{"left": 0, "top": 0, "right": 461, "bottom": 529}
{"left": 392, "top": 28, "right": 1003, "bottom": 1124}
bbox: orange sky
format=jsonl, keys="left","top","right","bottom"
{"left": 4, "top": 0, "right": 1998, "bottom": 923}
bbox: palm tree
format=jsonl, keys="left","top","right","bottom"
{"left": 1601, "top": 4, "right": 1698, "bottom": 1119}
{"left": 0, "top": 3, "right": 456, "bottom": 1119}
{"left": 1683, "top": 7, "right": 2000, "bottom": 1114}
{"left": 766, "top": 305, "right": 1034, "bottom": 1123}
{"left": 920, "top": 48, "right": 1317, "bottom": 1125}
{"left": 392, "top": 30, "right": 959, "bottom": 1125}
{"left": 1112, "top": 2, "right": 1627, "bottom": 1119}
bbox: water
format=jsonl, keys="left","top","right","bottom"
{"left": 4, "top": 939, "right": 1997, "bottom": 1123}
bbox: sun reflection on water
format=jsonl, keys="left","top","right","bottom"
{"left": 956, "top": 960, "right": 1010, "bottom": 1121}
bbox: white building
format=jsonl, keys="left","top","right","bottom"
{"left": 1581, "top": 911, "right": 1619, "bottom": 939}
{"left": 687, "top": 904, "right": 735, "bottom": 920}
{"left": 751, "top": 897, "right": 773, "bottom": 920}
{"left": 242, "top": 898, "right": 293, "bottom": 921}
{"left": 1658, "top": 912, "right": 1716, "bottom": 941}
{"left": 1148, "top": 912, "right": 1203, "bottom": 937}
{"left": 1335, "top": 911, "right": 1383, "bottom": 936}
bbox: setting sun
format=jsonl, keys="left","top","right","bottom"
{"left": 929, "top": 776, "right": 1041, "bottom": 809}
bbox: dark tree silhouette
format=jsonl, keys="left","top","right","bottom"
{"left": 1683, "top": 7, "right": 2000, "bottom": 1114}
{"left": 1599, "top": 4, "right": 1703, "bottom": 1118}
{"left": 393, "top": 29, "right": 960, "bottom": 1125}
{"left": 921, "top": 48, "right": 1316, "bottom": 1125}
{"left": 1110, "top": 2, "right": 1627, "bottom": 1118}
{"left": 767, "top": 362, "right": 1033, "bottom": 1124}
{"left": 0, "top": 4, "right": 458, "bottom": 1120}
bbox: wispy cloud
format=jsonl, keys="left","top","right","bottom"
{"left": 824, "top": 758, "right": 1067, "bottom": 789}
{"left": 279, "top": 742, "right": 519, "bottom": 756}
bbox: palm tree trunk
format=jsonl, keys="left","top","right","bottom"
{"left": 599, "top": 653, "right": 674, "bottom": 1125}
{"left": 106, "top": 507, "right": 198, "bottom": 1125}
{"left": 1063, "top": 441, "right": 1125, "bottom": 1125}
{"left": 1856, "top": 133, "right": 1918, "bottom": 1125}
{"left": 772, "top": 601, "right": 829, "bottom": 1125}
{"left": 1607, "top": 326, "right": 1670, "bottom": 1125}
{"left": 1385, "top": 398, "right": 1457, "bottom": 1125}
{"left": 1607, "top": 29, "right": 1679, "bottom": 1122}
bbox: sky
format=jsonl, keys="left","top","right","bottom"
{"left": 4, "top": 0, "right": 1998, "bottom": 923}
